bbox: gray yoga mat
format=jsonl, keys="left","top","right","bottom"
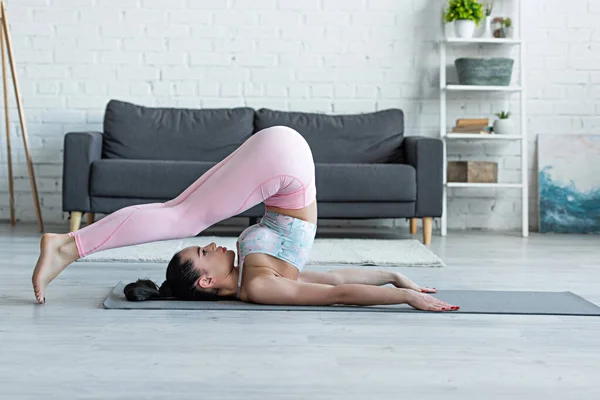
{"left": 103, "top": 281, "right": 600, "bottom": 316}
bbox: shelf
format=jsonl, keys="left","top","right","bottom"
{"left": 439, "top": 0, "right": 528, "bottom": 238}
{"left": 444, "top": 37, "right": 522, "bottom": 45}
{"left": 445, "top": 85, "right": 522, "bottom": 92}
{"left": 445, "top": 133, "right": 523, "bottom": 140}
{"left": 446, "top": 182, "right": 524, "bottom": 189}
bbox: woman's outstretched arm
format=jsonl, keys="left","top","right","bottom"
{"left": 299, "top": 270, "right": 437, "bottom": 293}
{"left": 245, "top": 275, "right": 458, "bottom": 312}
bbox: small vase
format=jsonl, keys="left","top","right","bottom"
{"left": 493, "top": 119, "right": 513, "bottom": 135}
{"left": 454, "top": 20, "right": 476, "bottom": 39}
{"left": 481, "top": 16, "right": 493, "bottom": 38}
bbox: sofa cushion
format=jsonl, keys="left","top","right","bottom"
{"left": 315, "top": 163, "right": 416, "bottom": 202}
{"left": 102, "top": 100, "right": 254, "bottom": 162}
{"left": 90, "top": 159, "right": 218, "bottom": 199}
{"left": 254, "top": 108, "right": 404, "bottom": 164}
{"left": 90, "top": 160, "right": 416, "bottom": 203}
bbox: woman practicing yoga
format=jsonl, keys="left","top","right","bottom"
{"left": 32, "top": 126, "right": 459, "bottom": 312}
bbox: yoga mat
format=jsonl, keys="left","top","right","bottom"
{"left": 103, "top": 282, "right": 600, "bottom": 316}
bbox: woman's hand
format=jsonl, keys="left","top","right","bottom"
{"left": 406, "top": 291, "right": 459, "bottom": 312}
{"left": 393, "top": 272, "right": 437, "bottom": 294}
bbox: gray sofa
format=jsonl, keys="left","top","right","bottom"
{"left": 62, "top": 100, "right": 443, "bottom": 244}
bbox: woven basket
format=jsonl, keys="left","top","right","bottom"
{"left": 454, "top": 58, "right": 514, "bottom": 86}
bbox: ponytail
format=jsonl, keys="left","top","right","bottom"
{"left": 124, "top": 279, "right": 174, "bottom": 301}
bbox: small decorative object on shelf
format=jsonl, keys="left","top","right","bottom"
{"left": 451, "top": 118, "right": 491, "bottom": 134}
{"left": 443, "top": 0, "right": 484, "bottom": 39}
{"left": 448, "top": 161, "right": 498, "bottom": 183}
{"left": 493, "top": 111, "right": 513, "bottom": 134}
{"left": 455, "top": 57, "right": 514, "bottom": 86}
{"left": 481, "top": 1, "right": 494, "bottom": 38}
{"left": 493, "top": 17, "right": 512, "bottom": 38}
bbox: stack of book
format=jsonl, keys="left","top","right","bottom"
{"left": 451, "top": 118, "right": 492, "bottom": 134}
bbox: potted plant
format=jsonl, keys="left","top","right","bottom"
{"left": 503, "top": 17, "right": 513, "bottom": 37}
{"left": 493, "top": 111, "right": 512, "bottom": 134}
{"left": 443, "top": 0, "right": 485, "bottom": 39}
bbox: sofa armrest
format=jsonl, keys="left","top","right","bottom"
{"left": 62, "top": 131, "right": 103, "bottom": 212}
{"left": 403, "top": 136, "right": 443, "bottom": 218}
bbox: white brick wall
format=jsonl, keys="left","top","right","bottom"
{"left": 0, "top": 0, "right": 592, "bottom": 232}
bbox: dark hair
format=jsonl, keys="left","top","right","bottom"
{"left": 124, "top": 251, "right": 227, "bottom": 301}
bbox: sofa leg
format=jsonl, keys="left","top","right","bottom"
{"left": 422, "top": 217, "right": 432, "bottom": 245}
{"left": 70, "top": 212, "right": 83, "bottom": 232}
{"left": 86, "top": 213, "right": 95, "bottom": 225}
{"left": 409, "top": 218, "right": 418, "bottom": 234}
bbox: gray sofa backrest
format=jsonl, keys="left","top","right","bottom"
{"left": 102, "top": 100, "right": 254, "bottom": 161}
{"left": 254, "top": 108, "right": 404, "bottom": 163}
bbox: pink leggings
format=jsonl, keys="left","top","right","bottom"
{"left": 69, "top": 126, "right": 316, "bottom": 258}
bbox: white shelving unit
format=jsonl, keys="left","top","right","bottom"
{"left": 439, "top": 0, "right": 528, "bottom": 238}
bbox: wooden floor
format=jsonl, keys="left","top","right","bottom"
{"left": 1, "top": 223, "right": 599, "bottom": 399}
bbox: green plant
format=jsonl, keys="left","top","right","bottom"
{"left": 503, "top": 17, "right": 512, "bottom": 28}
{"left": 443, "top": 0, "right": 485, "bottom": 25}
{"left": 495, "top": 111, "right": 511, "bottom": 119}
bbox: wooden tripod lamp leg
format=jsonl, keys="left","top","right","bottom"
{"left": 0, "top": 20, "right": 14, "bottom": 226}
{"left": 1, "top": 2, "right": 44, "bottom": 232}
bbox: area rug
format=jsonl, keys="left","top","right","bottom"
{"left": 103, "top": 282, "right": 600, "bottom": 316}
{"left": 78, "top": 237, "right": 445, "bottom": 268}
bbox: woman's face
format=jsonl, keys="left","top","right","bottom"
{"left": 178, "top": 242, "right": 236, "bottom": 289}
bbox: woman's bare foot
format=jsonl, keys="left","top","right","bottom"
{"left": 31, "top": 233, "right": 81, "bottom": 304}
